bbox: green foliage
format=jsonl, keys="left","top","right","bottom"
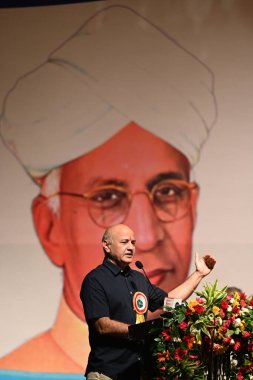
{"left": 152, "top": 282, "right": 253, "bottom": 380}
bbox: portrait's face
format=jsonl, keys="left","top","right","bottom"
{"left": 34, "top": 122, "right": 198, "bottom": 320}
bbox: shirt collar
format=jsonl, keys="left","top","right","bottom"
{"left": 103, "top": 258, "right": 131, "bottom": 276}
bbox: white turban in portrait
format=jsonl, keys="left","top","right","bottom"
{"left": 0, "top": 5, "right": 217, "bottom": 178}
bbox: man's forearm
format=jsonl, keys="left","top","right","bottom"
{"left": 168, "top": 252, "right": 216, "bottom": 300}
{"left": 168, "top": 270, "right": 205, "bottom": 301}
{"left": 94, "top": 317, "right": 129, "bottom": 338}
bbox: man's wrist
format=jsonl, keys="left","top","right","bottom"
{"left": 195, "top": 269, "right": 206, "bottom": 277}
{"left": 193, "top": 269, "right": 206, "bottom": 283}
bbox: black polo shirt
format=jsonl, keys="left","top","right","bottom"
{"left": 80, "top": 258, "right": 167, "bottom": 379}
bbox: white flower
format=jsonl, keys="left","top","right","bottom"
{"left": 227, "top": 305, "right": 232, "bottom": 312}
{"left": 234, "top": 318, "right": 241, "bottom": 327}
{"left": 217, "top": 317, "right": 222, "bottom": 326}
{"left": 240, "top": 307, "right": 249, "bottom": 315}
{"left": 172, "top": 337, "right": 181, "bottom": 342}
{"left": 230, "top": 339, "right": 235, "bottom": 345}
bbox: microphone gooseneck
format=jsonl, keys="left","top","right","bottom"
{"left": 135, "top": 260, "right": 160, "bottom": 302}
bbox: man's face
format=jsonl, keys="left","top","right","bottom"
{"left": 103, "top": 224, "right": 136, "bottom": 269}
{"left": 38, "top": 123, "right": 198, "bottom": 320}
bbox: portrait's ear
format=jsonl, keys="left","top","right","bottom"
{"left": 190, "top": 184, "right": 200, "bottom": 229}
{"left": 32, "top": 195, "right": 65, "bottom": 267}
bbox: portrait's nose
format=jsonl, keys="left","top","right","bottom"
{"left": 125, "top": 193, "right": 165, "bottom": 252}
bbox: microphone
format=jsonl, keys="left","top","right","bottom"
{"left": 135, "top": 260, "right": 143, "bottom": 270}
{"left": 135, "top": 261, "right": 160, "bottom": 302}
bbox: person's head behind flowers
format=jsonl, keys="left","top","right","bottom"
{"left": 226, "top": 286, "right": 243, "bottom": 296}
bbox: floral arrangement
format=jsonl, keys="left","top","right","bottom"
{"left": 152, "top": 281, "right": 253, "bottom": 379}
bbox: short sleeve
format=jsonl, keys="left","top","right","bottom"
{"left": 80, "top": 275, "right": 110, "bottom": 322}
{"left": 148, "top": 283, "right": 167, "bottom": 312}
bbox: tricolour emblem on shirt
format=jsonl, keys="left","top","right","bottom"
{"left": 133, "top": 291, "right": 148, "bottom": 323}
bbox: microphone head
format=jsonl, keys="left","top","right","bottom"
{"left": 135, "top": 260, "right": 143, "bottom": 269}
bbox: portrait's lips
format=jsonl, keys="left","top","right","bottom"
{"left": 146, "top": 269, "right": 174, "bottom": 286}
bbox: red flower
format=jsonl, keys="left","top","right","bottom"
{"left": 157, "top": 350, "right": 169, "bottom": 362}
{"left": 219, "top": 326, "right": 228, "bottom": 335}
{"left": 242, "top": 331, "right": 251, "bottom": 338}
{"left": 161, "top": 329, "right": 171, "bottom": 341}
{"left": 196, "top": 297, "right": 205, "bottom": 304}
{"left": 249, "top": 299, "right": 253, "bottom": 306}
{"left": 174, "top": 347, "right": 187, "bottom": 361}
{"left": 179, "top": 321, "right": 188, "bottom": 329}
{"left": 223, "top": 336, "right": 231, "bottom": 344}
{"left": 213, "top": 343, "right": 222, "bottom": 351}
{"left": 240, "top": 292, "right": 247, "bottom": 300}
{"left": 189, "top": 354, "right": 199, "bottom": 359}
{"left": 221, "top": 300, "right": 229, "bottom": 310}
{"left": 223, "top": 319, "right": 232, "bottom": 328}
{"left": 193, "top": 304, "right": 206, "bottom": 314}
{"left": 232, "top": 306, "right": 240, "bottom": 314}
{"left": 220, "top": 309, "right": 225, "bottom": 318}
{"left": 233, "top": 341, "right": 241, "bottom": 351}
{"left": 183, "top": 336, "right": 195, "bottom": 349}
{"left": 240, "top": 299, "right": 246, "bottom": 307}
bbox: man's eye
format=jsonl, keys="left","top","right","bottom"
{"left": 90, "top": 189, "right": 126, "bottom": 209}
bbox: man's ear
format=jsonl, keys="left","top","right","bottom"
{"left": 32, "top": 195, "right": 65, "bottom": 267}
{"left": 190, "top": 184, "right": 199, "bottom": 229}
{"left": 102, "top": 240, "right": 111, "bottom": 255}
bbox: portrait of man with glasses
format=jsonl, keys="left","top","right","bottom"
{"left": 0, "top": 4, "right": 217, "bottom": 376}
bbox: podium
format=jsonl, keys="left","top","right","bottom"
{"left": 128, "top": 318, "right": 163, "bottom": 380}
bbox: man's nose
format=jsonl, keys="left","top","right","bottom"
{"left": 126, "top": 241, "right": 135, "bottom": 250}
{"left": 125, "top": 193, "right": 165, "bottom": 252}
